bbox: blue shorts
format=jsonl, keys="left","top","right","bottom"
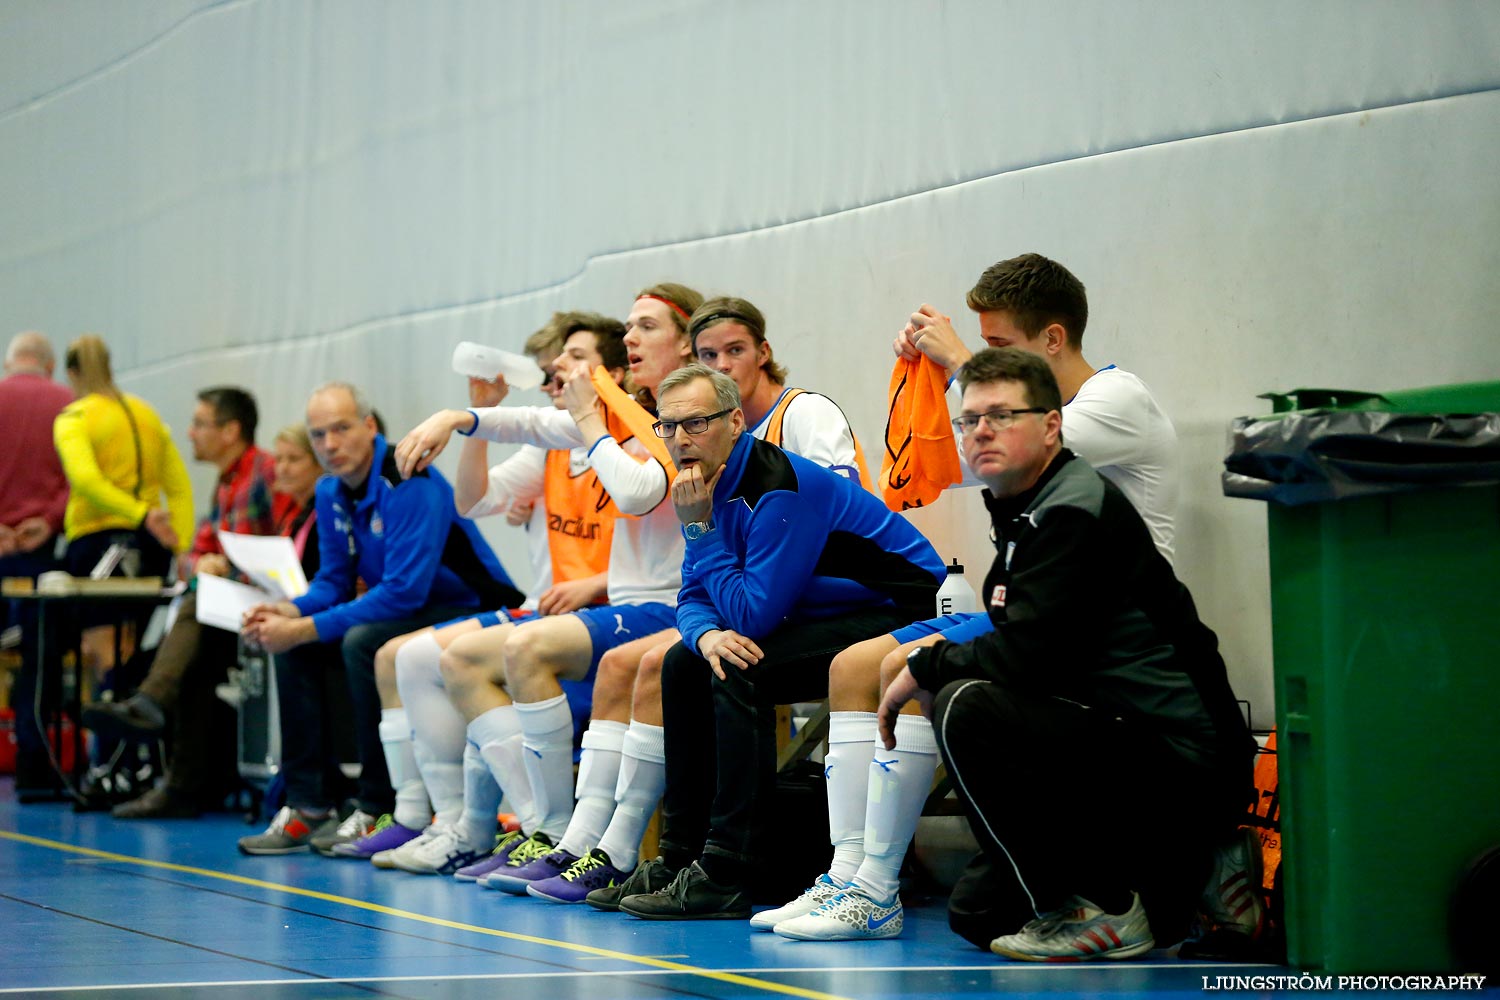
{"left": 572, "top": 602, "right": 677, "bottom": 678}
{"left": 890, "top": 611, "right": 994, "bottom": 646}
{"left": 435, "top": 607, "right": 539, "bottom": 632}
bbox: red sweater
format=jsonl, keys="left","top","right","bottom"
{"left": 0, "top": 371, "right": 75, "bottom": 534}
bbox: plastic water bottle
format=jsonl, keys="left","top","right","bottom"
{"left": 451, "top": 341, "right": 543, "bottom": 390}
{"left": 936, "top": 558, "right": 978, "bottom": 617}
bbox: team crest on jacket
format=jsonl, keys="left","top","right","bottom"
{"left": 370, "top": 511, "right": 384, "bottom": 537}
{"left": 990, "top": 585, "right": 1007, "bottom": 608}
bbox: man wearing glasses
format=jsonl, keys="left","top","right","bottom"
{"left": 618, "top": 364, "right": 945, "bottom": 920}
{"left": 756, "top": 253, "right": 1191, "bottom": 944}
{"left": 877, "top": 347, "right": 1250, "bottom": 961}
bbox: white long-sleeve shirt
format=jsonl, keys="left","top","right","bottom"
{"left": 465, "top": 404, "right": 682, "bottom": 606}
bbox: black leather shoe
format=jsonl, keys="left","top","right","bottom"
{"left": 618, "top": 861, "right": 751, "bottom": 920}
{"left": 82, "top": 695, "right": 165, "bottom": 739}
{"left": 587, "top": 856, "right": 675, "bottom": 912}
{"left": 112, "top": 785, "right": 199, "bottom": 819}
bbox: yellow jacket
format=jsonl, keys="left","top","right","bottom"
{"left": 53, "top": 392, "right": 195, "bottom": 550}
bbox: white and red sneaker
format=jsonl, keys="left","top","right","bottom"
{"left": 990, "top": 892, "right": 1154, "bottom": 962}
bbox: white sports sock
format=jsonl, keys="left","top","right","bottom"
{"left": 593, "top": 721, "right": 665, "bottom": 871}
{"left": 457, "top": 741, "right": 502, "bottom": 848}
{"left": 471, "top": 707, "right": 538, "bottom": 833}
{"left": 377, "top": 707, "right": 430, "bottom": 831}
{"left": 825, "top": 711, "right": 877, "bottom": 883}
{"left": 556, "top": 720, "right": 626, "bottom": 856}
{"left": 395, "top": 634, "right": 466, "bottom": 823}
{"left": 516, "top": 694, "right": 576, "bottom": 841}
{"left": 850, "top": 713, "right": 940, "bottom": 901}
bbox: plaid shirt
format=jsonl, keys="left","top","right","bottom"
{"left": 189, "top": 445, "right": 289, "bottom": 570}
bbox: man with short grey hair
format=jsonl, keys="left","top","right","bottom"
{"left": 618, "top": 364, "right": 945, "bottom": 920}
{"left": 1, "top": 331, "right": 75, "bottom": 800}
{"left": 238, "top": 382, "right": 523, "bottom": 854}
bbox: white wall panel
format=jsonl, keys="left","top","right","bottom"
{"left": 4, "top": 0, "right": 1499, "bottom": 718}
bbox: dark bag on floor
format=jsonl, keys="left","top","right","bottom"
{"left": 751, "top": 760, "right": 833, "bottom": 904}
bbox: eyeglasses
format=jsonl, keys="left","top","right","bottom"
{"left": 951, "top": 407, "right": 1048, "bottom": 435}
{"left": 651, "top": 408, "right": 733, "bottom": 438}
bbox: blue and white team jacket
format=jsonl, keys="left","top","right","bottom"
{"left": 675, "top": 434, "right": 944, "bottom": 653}
{"left": 292, "top": 435, "right": 520, "bottom": 641}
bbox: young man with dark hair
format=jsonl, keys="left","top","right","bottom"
{"left": 616, "top": 364, "right": 945, "bottom": 920}
{"left": 86, "top": 384, "right": 287, "bottom": 817}
{"left": 874, "top": 347, "right": 1251, "bottom": 960}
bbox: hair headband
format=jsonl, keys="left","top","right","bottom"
{"left": 636, "top": 294, "right": 692, "bottom": 322}
{"left": 688, "top": 309, "right": 759, "bottom": 339}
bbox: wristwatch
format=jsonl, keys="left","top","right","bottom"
{"left": 683, "top": 521, "right": 714, "bottom": 541}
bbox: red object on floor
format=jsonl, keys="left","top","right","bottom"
{"left": 0, "top": 707, "right": 15, "bottom": 774}
{"left": 2, "top": 710, "right": 77, "bottom": 775}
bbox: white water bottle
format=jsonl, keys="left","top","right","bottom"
{"left": 451, "top": 341, "right": 543, "bottom": 390}
{"left": 936, "top": 558, "right": 978, "bottom": 616}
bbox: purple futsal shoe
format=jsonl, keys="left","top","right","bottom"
{"left": 485, "top": 847, "right": 580, "bottom": 895}
{"left": 454, "top": 830, "right": 526, "bottom": 882}
{"left": 330, "top": 814, "right": 422, "bottom": 862}
{"left": 526, "top": 848, "right": 633, "bottom": 904}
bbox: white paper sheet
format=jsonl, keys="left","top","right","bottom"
{"left": 195, "top": 573, "right": 272, "bottom": 632}
{"left": 217, "top": 532, "right": 308, "bottom": 600}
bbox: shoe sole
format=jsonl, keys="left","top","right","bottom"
{"left": 485, "top": 874, "right": 542, "bottom": 895}
{"left": 80, "top": 709, "right": 162, "bottom": 741}
{"left": 238, "top": 844, "right": 311, "bottom": 856}
{"left": 774, "top": 921, "right": 902, "bottom": 941}
{"left": 526, "top": 885, "right": 588, "bottom": 904}
{"left": 990, "top": 938, "right": 1155, "bottom": 962}
{"left": 617, "top": 903, "right": 751, "bottom": 921}
{"left": 585, "top": 894, "right": 622, "bottom": 912}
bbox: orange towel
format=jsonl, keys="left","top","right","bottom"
{"left": 591, "top": 366, "right": 677, "bottom": 481}
{"left": 881, "top": 355, "right": 960, "bottom": 510}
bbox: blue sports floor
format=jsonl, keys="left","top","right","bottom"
{"left": 0, "top": 779, "right": 1426, "bottom": 999}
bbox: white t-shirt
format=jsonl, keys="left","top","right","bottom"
{"left": 747, "top": 388, "right": 863, "bottom": 482}
{"left": 955, "top": 365, "right": 1179, "bottom": 562}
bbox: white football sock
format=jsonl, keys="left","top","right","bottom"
{"left": 377, "top": 707, "right": 430, "bottom": 831}
{"left": 824, "top": 711, "right": 877, "bottom": 883}
{"left": 593, "top": 721, "right": 665, "bottom": 870}
{"left": 850, "top": 713, "right": 940, "bottom": 902}
{"left": 556, "top": 719, "right": 626, "bottom": 856}
{"left": 515, "top": 694, "right": 576, "bottom": 841}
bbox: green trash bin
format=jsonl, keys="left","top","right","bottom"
{"left": 1225, "top": 382, "right": 1500, "bottom": 974}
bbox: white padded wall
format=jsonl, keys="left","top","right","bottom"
{"left": 4, "top": 0, "right": 1499, "bottom": 718}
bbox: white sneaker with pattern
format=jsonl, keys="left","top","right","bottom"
{"left": 375, "top": 824, "right": 439, "bottom": 871}
{"left": 389, "top": 824, "right": 487, "bottom": 875}
{"left": 990, "top": 892, "right": 1154, "bottom": 961}
{"left": 750, "top": 874, "right": 846, "bottom": 931}
{"left": 773, "top": 885, "right": 904, "bottom": 940}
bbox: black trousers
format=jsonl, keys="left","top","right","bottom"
{"left": 275, "top": 639, "right": 356, "bottom": 812}
{"left": 658, "top": 607, "right": 914, "bottom": 888}
{"left": 1, "top": 543, "right": 61, "bottom": 773}
{"left": 277, "top": 605, "right": 470, "bottom": 813}
{"left": 932, "top": 676, "right": 1243, "bottom": 950}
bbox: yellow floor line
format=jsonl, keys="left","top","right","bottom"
{"left": 0, "top": 830, "right": 851, "bottom": 1000}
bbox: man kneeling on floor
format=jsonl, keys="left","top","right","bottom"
{"left": 618, "top": 364, "right": 944, "bottom": 920}
{"left": 878, "top": 347, "right": 1252, "bottom": 960}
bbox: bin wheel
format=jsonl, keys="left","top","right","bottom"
{"left": 1451, "top": 844, "right": 1500, "bottom": 977}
